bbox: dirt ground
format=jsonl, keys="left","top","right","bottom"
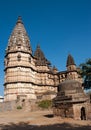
{"left": 0, "top": 109, "right": 91, "bottom": 130}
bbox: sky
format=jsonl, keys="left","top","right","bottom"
{"left": 0, "top": 0, "right": 91, "bottom": 96}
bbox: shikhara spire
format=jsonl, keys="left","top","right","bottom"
{"left": 6, "top": 16, "right": 32, "bottom": 54}
{"left": 34, "top": 44, "right": 51, "bottom": 66}
{"left": 66, "top": 54, "right": 76, "bottom": 67}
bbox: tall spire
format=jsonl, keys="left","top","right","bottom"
{"left": 34, "top": 44, "right": 51, "bottom": 66}
{"left": 6, "top": 16, "right": 32, "bottom": 54}
{"left": 66, "top": 54, "right": 75, "bottom": 67}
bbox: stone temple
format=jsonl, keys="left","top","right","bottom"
{"left": 4, "top": 16, "right": 82, "bottom": 102}
{"left": 4, "top": 17, "right": 91, "bottom": 119}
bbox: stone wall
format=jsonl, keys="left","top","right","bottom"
{"left": 0, "top": 101, "right": 16, "bottom": 112}
{"left": 0, "top": 99, "right": 39, "bottom": 112}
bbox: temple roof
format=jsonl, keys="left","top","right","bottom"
{"left": 59, "top": 79, "right": 82, "bottom": 91}
{"left": 6, "top": 16, "right": 32, "bottom": 54}
{"left": 34, "top": 45, "right": 51, "bottom": 66}
{"left": 53, "top": 79, "right": 88, "bottom": 104}
{"left": 66, "top": 54, "right": 76, "bottom": 67}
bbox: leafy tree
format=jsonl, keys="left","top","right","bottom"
{"left": 79, "top": 58, "right": 91, "bottom": 89}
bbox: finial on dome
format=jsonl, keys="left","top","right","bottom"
{"left": 16, "top": 16, "right": 23, "bottom": 24}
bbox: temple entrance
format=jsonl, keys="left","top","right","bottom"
{"left": 81, "top": 107, "right": 86, "bottom": 120}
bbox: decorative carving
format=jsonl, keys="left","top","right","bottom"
{"left": 29, "top": 57, "right": 31, "bottom": 63}
{"left": 17, "top": 54, "right": 21, "bottom": 61}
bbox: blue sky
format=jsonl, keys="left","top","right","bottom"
{"left": 0, "top": 0, "right": 91, "bottom": 96}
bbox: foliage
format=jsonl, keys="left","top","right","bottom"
{"left": 79, "top": 58, "right": 91, "bottom": 89}
{"left": 38, "top": 100, "right": 52, "bottom": 109}
{"left": 17, "top": 106, "right": 22, "bottom": 109}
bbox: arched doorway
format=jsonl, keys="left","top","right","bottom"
{"left": 81, "top": 107, "right": 86, "bottom": 120}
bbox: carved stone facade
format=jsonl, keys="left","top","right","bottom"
{"left": 4, "top": 17, "right": 82, "bottom": 102}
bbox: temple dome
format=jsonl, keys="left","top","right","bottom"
{"left": 57, "top": 79, "right": 88, "bottom": 103}
{"left": 59, "top": 80, "right": 82, "bottom": 91}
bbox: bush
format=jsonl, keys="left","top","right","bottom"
{"left": 17, "top": 106, "right": 22, "bottom": 109}
{"left": 38, "top": 100, "right": 52, "bottom": 109}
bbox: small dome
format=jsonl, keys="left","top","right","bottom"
{"left": 59, "top": 79, "right": 82, "bottom": 91}
{"left": 57, "top": 79, "right": 88, "bottom": 102}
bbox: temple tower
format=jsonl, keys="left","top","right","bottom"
{"left": 66, "top": 54, "right": 76, "bottom": 71}
{"left": 4, "top": 17, "right": 36, "bottom": 101}
{"left": 66, "top": 54, "right": 78, "bottom": 80}
{"left": 33, "top": 44, "right": 57, "bottom": 99}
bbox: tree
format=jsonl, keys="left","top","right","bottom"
{"left": 79, "top": 58, "right": 91, "bottom": 89}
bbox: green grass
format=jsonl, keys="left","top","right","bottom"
{"left": 38, "top": 100, "right": 52, "bottom": 109}
{"left": 17, "top": 106, "right": 22, "bottom": 109}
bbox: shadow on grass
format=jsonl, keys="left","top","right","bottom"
{"left": 0, "top": 122, "right": 91, "bottom": 130}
